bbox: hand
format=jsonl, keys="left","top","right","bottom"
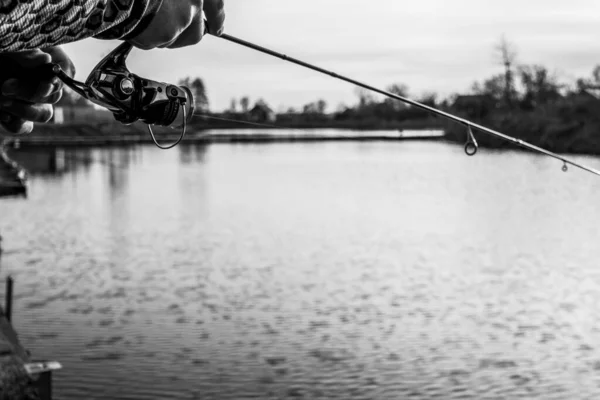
{"left": 0, "top": 46, "right": 75, "bottom": 136}
{"left": 128, "top": 0, "right": 225, "bottom": 50}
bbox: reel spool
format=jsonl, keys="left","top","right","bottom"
{"left": 51, "top": 42, "right": 194, "bottom": 149}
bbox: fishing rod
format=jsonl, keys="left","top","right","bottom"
{"left": 213, "top": 32, "right": 600, "bottom": 177}
{"left": 48, "top": 31, "right": 600, "bottom": 177}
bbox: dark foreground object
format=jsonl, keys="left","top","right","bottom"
{"left": 0, "top": 276, "right": 60, "bottom": 400}
{"left": 0, "top": 142, "right": 26, "bottom": 198}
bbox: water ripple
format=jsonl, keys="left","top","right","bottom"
{"left": 1, "top": 142, "right": 599, "bottom": 399}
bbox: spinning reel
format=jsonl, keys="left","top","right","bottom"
{"left": 52, "top": 42, "right": 195, "bottom": 149}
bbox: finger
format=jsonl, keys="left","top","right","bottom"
{"left": 203, "top": 0, "right": 225, "bottom": 35}
{"left": 1, "top": 77, "right": 60, "bottom": 103}
{"left": 45, "top": 89, "right": 63, "bottom": 105}
{"left": 0, "top": 100, "right": 53, "bottom": 123}
{"left": 0, "top": 49, "right": 57, "bottom": 103}
{"left": 133, "top": 23, "right": 190, "bottom": 49}
{"left": 127, "top": 37, "right": 154, "bottom": 51}
{"left": 165, "top": 18, "right": 204, "bottom": 49}
{"left": 0, "top": 112, "right": 33, "bottom": 135}
{"left": 129, "top": 1, "right": 199, "bottom": 49}
{"left": 2, "top": 49, "right": 51, "bottom": 68}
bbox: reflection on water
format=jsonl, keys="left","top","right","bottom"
{"left": 1, "top": 136, "right": 600, "bottom": 399}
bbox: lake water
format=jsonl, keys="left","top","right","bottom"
{"left": 1, "top": 133, "right": 600, "bottom": 399}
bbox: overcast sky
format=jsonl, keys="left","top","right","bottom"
{"left": 63, "top": 0, "right": 600, "bottom": 112}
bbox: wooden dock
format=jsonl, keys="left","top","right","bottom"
{"left": 0, "top": 276, "right": 61, "bottom": 399}
{"left": 0, "top": 140, "right": 27, "bottom": 198}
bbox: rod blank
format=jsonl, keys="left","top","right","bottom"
{"left": 213, "top": 32, "right": 600, "bottom": 177}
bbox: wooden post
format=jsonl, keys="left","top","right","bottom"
{"left": 25, "top": 362, "right": 62, "bottom": 400}
{"left": 5, "top": 276, "right": 13, "bottom": 322}
{"left": 33, "top": 371, "right": 53, "bottom": 400}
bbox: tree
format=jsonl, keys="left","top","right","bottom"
{"left": 316, "top": 99, "right": 327, "bottom": 114}
{"left": 418, "top": 91, "right": 437, "bottom": 107}
{"left": 240, "top": 96, "right": 250, "bottom": 113}
{"left": 179, "top": 76, "right": 209, "bottom": 111}
{"left": 387, "top": 83, "right": 409, "bottom": 97}
{"left": 518, "top": 64, "right": 561, "bottom": 108}
{"left": 571, "top": 65, "right": 600, "bottom": 91}
{"left": 576, "top": 78, "right": 589, "bottom": 92}
{"left": 255, "top": 98, "right": 270, "bottom": 108}
{"left": 354, "top": 87, "right": 374, "bottom": 109}
{"left": 472, "top": 73, "right": 506, "bottom": 102}
{"left": 335, "top": 103, "right": 348, "bottom": 113}
{"left": 191, "top": 78, "right": 208, "bottom": 111}
{"left": 302, "top": 102, "right": 318, "bottom": 114}
{"left": 229, "top": 98, "right": 237, "bottom": 112}
{"left": 384, "top": 83, "right": 409, "bottom": 110}
{"left": 593, "top": 65, "right": 600, "bottom": 84}
{"left": 494, "top": 35, "right": 518, "bottom": 107}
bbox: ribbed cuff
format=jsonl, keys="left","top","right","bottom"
{"left": 94, "top": 0, "right": 163, "bottom": 40}
{"left": 121, "top": 0, "right": 163, "bottom": 40}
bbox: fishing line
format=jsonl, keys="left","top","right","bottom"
{"left": 191, "top": 113, "right": 421, "bottom": 140}
{"left": 209, "top": 32, "right": 600, "bottom": 177}
{"left": 192, "top": 112, "right": 295, "bottom": 130}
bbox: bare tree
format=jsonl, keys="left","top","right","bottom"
{"left": 494, "top": 35, "right": 518, "bottom": 107}
{"left": 240, "top": 97, "right": 250, "bottom": 113}
{"left": 572, "top": 65, "right": 600, "bottom": 91}
{"left": 473, "top": 74, "right": 504, "bottom": 99}
{"left": 354, "top": 87, "right": 374, "bottom": 109}
{"left": 518, "top": 64, "right": 561, "bottom": 107}
{"left": 584, "top": 65, "right": 600, "bottom": 90}
{"left": 384, "top": 83, "right": 409, "bottom": 110}
{"left": 178, "top": 77, "right": 208, "bottom": 111}
{"left": 593, "top": 65, "right": 600, "bottom": 84}
{"left": 418, "top": 91, "right": 437, "bottom": 107}
{"left": 255, "top": 98, "right": 269, "bottom": 108}
{"left": 336, "top": 103, "right": 348, "bottom": 113}
{"left": 387, "top": 83, "right": 409, "bottom": 97}
{"left": 316, "top": 99, "right": 327, "bottom": 114}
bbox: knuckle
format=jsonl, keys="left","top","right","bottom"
{"left": 157, "top": 30, "right": 180, "bottom": 47}
{"left": 65, "top": 61, "right": 76, "bottom": 78}
{"left": 52, "top": 81, "right": 64, "bottom": 96}
{"left": 19, "top": 122, "right": 33, "bottom": 135}
{"left": 49, "top": 90, "right": 63, "bottom": 105}
{"left": 129, "top": 40, "right": 153, "bottom": 51}
{"left": 39, "top": 105, "right": 53, "bottom": 122}
{"left": 29, "top": 94, "right": 45, "bottom": 104}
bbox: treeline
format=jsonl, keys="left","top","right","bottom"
{"left": 442, "top": 37, "right": 600, "bottom": 154}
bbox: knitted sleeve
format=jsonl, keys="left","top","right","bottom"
{"left": 0, "top": 0, "right": 163, "bottom": 52}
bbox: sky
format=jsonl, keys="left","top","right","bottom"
{"left": 62, "top": 0, "right": 600, "bottom": 112}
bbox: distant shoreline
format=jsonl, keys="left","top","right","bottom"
{"left": 7, "top": 119, "right": 600, "bottom": 159}
{"left": 7, "top": 122, "right": 447, "bottom": 148}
